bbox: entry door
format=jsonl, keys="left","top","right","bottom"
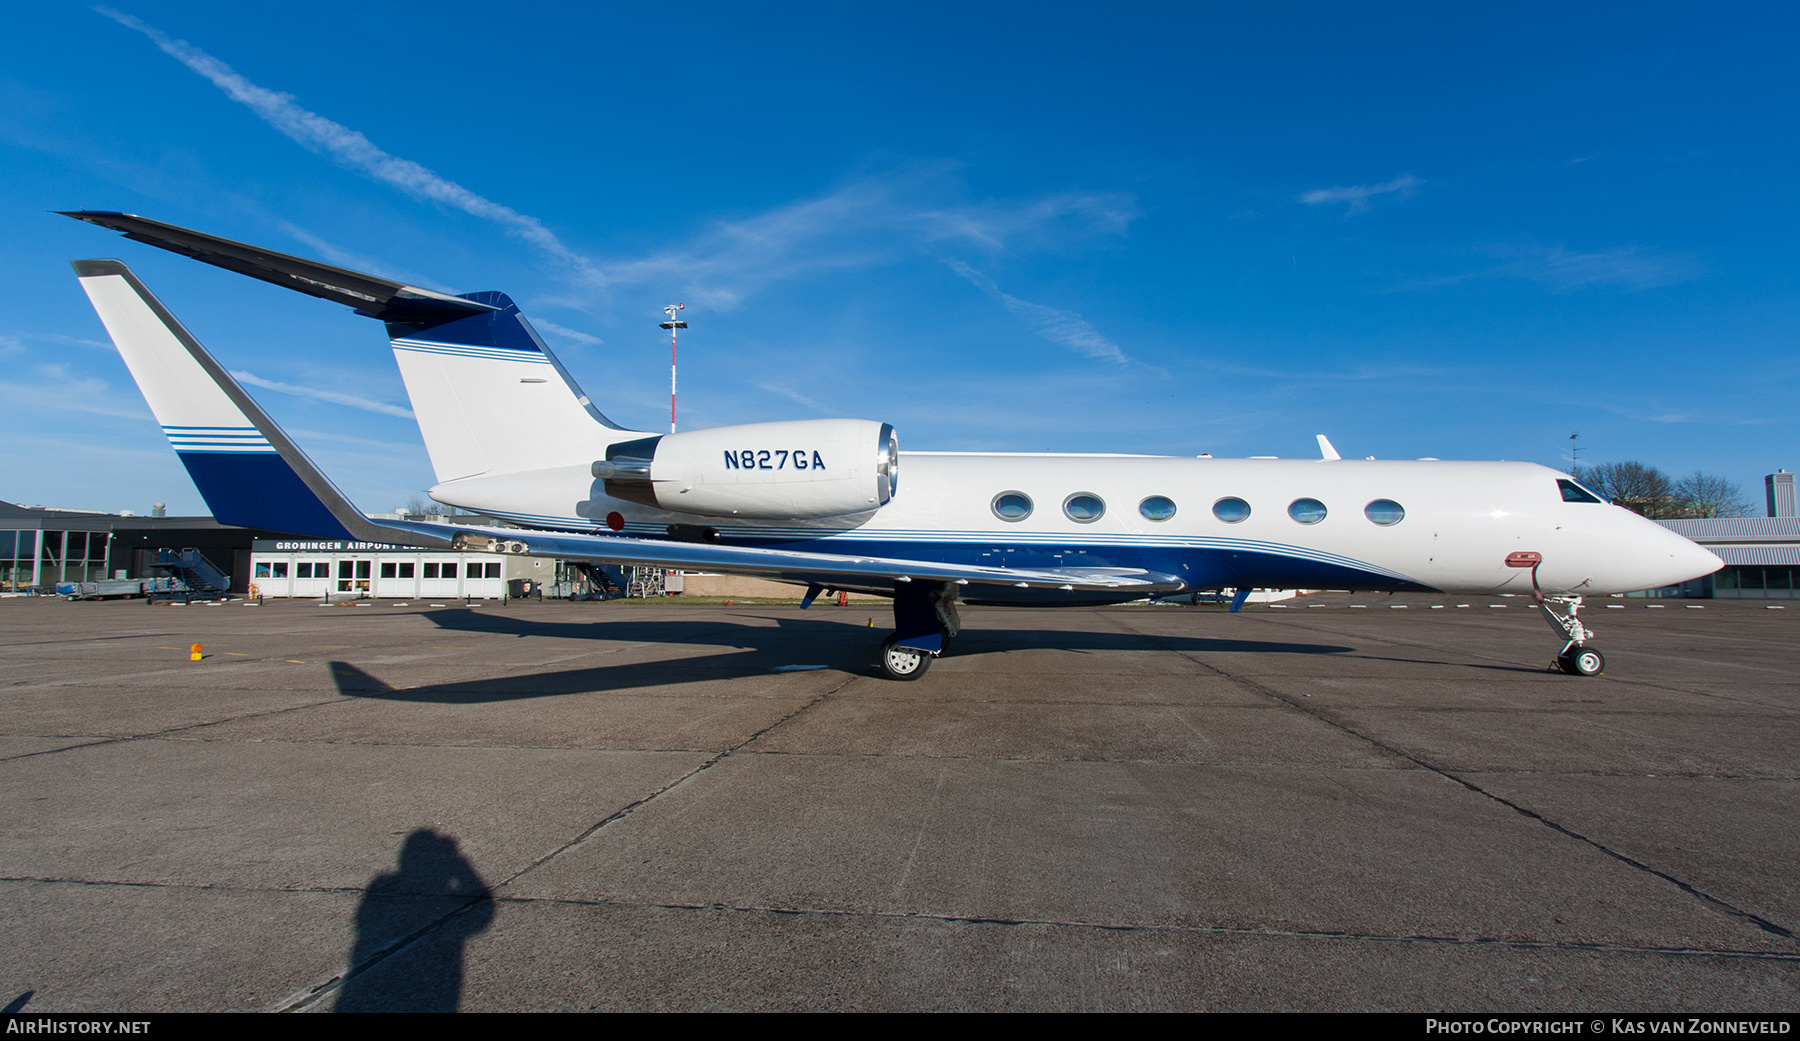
{"left": 336, "top": 558, "right": 373, "bottom": 594}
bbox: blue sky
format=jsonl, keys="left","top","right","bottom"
{"left": 2, "top": 2, "right": 1793, "bottom": 515}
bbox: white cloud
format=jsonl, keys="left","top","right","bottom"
{"left": 944, "top": 260, "right": 1127, "bottom": 364}
{"left": 104, "top": 10, "right": 1136, "bottom": 322}
{"left": 531, "top": 319, "right": 603, "bottom": 346}
{"left": 1404, "top": 243, "right": 1703, "bottom": 292}
{"left": 99, "top": 7, "right": 604, "bottom": 284}
{"left": 232, "top": 370, "right": 414, "bottom": 418}
{"left": 0, "top": 364, "right": 151, "bottom": 420}
{"left": 755, "top": 383, "right": 842, "bottom": 416}
{"left": 4, "top": 331, "right": 117, "bottom": 353}
{"left": 270, "top": 220, "right": 453, "bottom": 293}
{"left": 591, "top": 176, "right": 1134, "bottom": 311}
{"left": 1298, "top": 174, "right": 1424, "bottom": 215}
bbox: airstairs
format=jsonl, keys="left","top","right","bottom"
{"left": 146, "top": 548, "right": 232, "bottom": 603}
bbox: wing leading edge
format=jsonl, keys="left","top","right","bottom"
{"left": 73, "top": 258, "right": 1184, "bottom": 598}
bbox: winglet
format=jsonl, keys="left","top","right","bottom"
{"left": 1316, "top": 434, "right": 1341, "bottom": 461}
{"left": 71, "top": 259, "right": 446, "bottom": 548}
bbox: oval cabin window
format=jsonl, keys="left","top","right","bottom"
{"left": 1212, "top": 497, "right": 1251, "bottom": 523}
{"left": 1063, "top": 494, "right": 1105, "bottom": 523}
{"left": 1288, "top": 498, "right": 1328, "bottom": 524}
{"left": 1364, "top": 499, "right": 1405, "bottom": 525}
{"left": 991, "top": 492, "right": 1033, "bottom": 522}
{"left": 1139, "top": 496, "right": 1177, "bottom": 522}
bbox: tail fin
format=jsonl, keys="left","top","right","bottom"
{"left": 61, "top": 211, "right": 636, "bottom": 485}
{"left": 384, "top": 296, "right": 627, "bottom": 482}
{"left": 72, "top": 259, "right": 431, "bottom": 545}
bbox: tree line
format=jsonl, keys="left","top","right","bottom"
{"left": 1573, "top": 462, "right": 1751, "bottom": 519}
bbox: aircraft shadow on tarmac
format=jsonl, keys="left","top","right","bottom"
{"left": 326, "top": 610, "right": 1352, "bottom": 704}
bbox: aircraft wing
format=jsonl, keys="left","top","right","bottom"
{"left": 71, "top": 257, "right": 1183, "bottom": 599}
{"left": 376, "top": 517, "right": 1184, "bottom": 595}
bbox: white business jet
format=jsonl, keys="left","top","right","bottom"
{"left": 66, "top": 212, "right": 1721, "bottom": 679}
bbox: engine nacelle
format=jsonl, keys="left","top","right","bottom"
{"left": 592, "top": 419, "right": 898, "bottom": 519}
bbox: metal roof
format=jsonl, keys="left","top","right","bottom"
{"left": 1714, "top": 546, "right": 1800, "bottom": 566}
{"left": 1658, "top": 517, "right": 1800, "bottom": 542}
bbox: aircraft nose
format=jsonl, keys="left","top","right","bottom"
{"left": 1649, "top": 525, "right": 1724, "bottom": 587}
{"left": 1676, "top": 535, "right": 1725, "bottom": 581}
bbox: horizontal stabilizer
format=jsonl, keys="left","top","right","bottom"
{"left": 61, "top": 212, "right": 498, "bottom": 325}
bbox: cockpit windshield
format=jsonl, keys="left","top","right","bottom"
{"left": 1557, "top": 478, "right": 1604, "bottom": 504}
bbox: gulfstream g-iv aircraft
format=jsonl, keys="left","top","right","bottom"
{"left": 66, "top": 212, "right": 1723, "bottom": 679}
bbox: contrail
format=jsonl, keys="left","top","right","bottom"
{"left": 97, "top": 7, "right": 604, "bottom": 284}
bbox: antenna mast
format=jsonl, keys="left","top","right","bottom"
{"left": 660, "top": 303, "right": 687, "bottom": 433}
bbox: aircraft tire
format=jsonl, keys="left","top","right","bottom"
{"left": 878, "top": 634, "right": 931, "bottom": 681}
{"left": 1562, "top": 647, "right": 1605, "bottom": 676}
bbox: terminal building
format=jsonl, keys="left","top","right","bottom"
{"left": 0, "top": 500, "right": 559, "bottom": 598}
{"left": 249, "top": 538, "right": 544, "bottom": 599}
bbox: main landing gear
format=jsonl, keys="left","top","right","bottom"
{"left": 874, "top": 582, "right": 962, "bottom": 681}
{"left": 878, "top": 633, "right": 932, "bottom": 680}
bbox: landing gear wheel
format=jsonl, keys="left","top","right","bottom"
{"left": 878, "top": 634, "right": 932, "bottom": 681}
{"left": 1560, "top": 647, "right": 1604, "bottom": 676}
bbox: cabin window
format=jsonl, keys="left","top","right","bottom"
{"left": 1288, "top": 498, "right": 1328, "bottom": 524}
{"left": 1212, "top": 497, "right": 1251, "bottom": 523}
{"left": 1063, "top": 494, "right": 1106, "bottom": 523}
{"left": 1139, "top": 496, "right": 1177, "bottom": 522}
{"left": 1364, "top": 499, "right": 1405, "bottom": 526}
{"left": 1558, "top": 479, "right": 1603, "bottom": 504}
{"left": 992, "top": 492, "right": 1033, "bottom": 522}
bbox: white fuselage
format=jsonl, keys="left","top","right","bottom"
{"left": 433, "top": 451, "right": 1722, "bottom": 597}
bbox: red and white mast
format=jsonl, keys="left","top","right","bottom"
{"left": 660, "top": 303, "right": 686, "bottom": 433}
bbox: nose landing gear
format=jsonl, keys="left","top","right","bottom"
{"left": 1504, "top": 551, "right": 1605, "bottom": 673}
{"left": 1556, "top": 641, "right": 1605, "bottom": 677}
{"left": 1512, "top": 553, "right": 1603, "bottom": 676}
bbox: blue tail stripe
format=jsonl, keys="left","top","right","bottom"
{"left": 385, "top": 293, "right": 540, "bottom": 352}
{"left": 176, "top": 452, "right": 354, "bottom": 539}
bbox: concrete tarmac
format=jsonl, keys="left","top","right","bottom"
{"left": 0, "top": 593, "right": 1795, "bottom": 1012}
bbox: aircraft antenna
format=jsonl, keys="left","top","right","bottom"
{"left": 660, "top": 303, "right": 687, "bottom": 433}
